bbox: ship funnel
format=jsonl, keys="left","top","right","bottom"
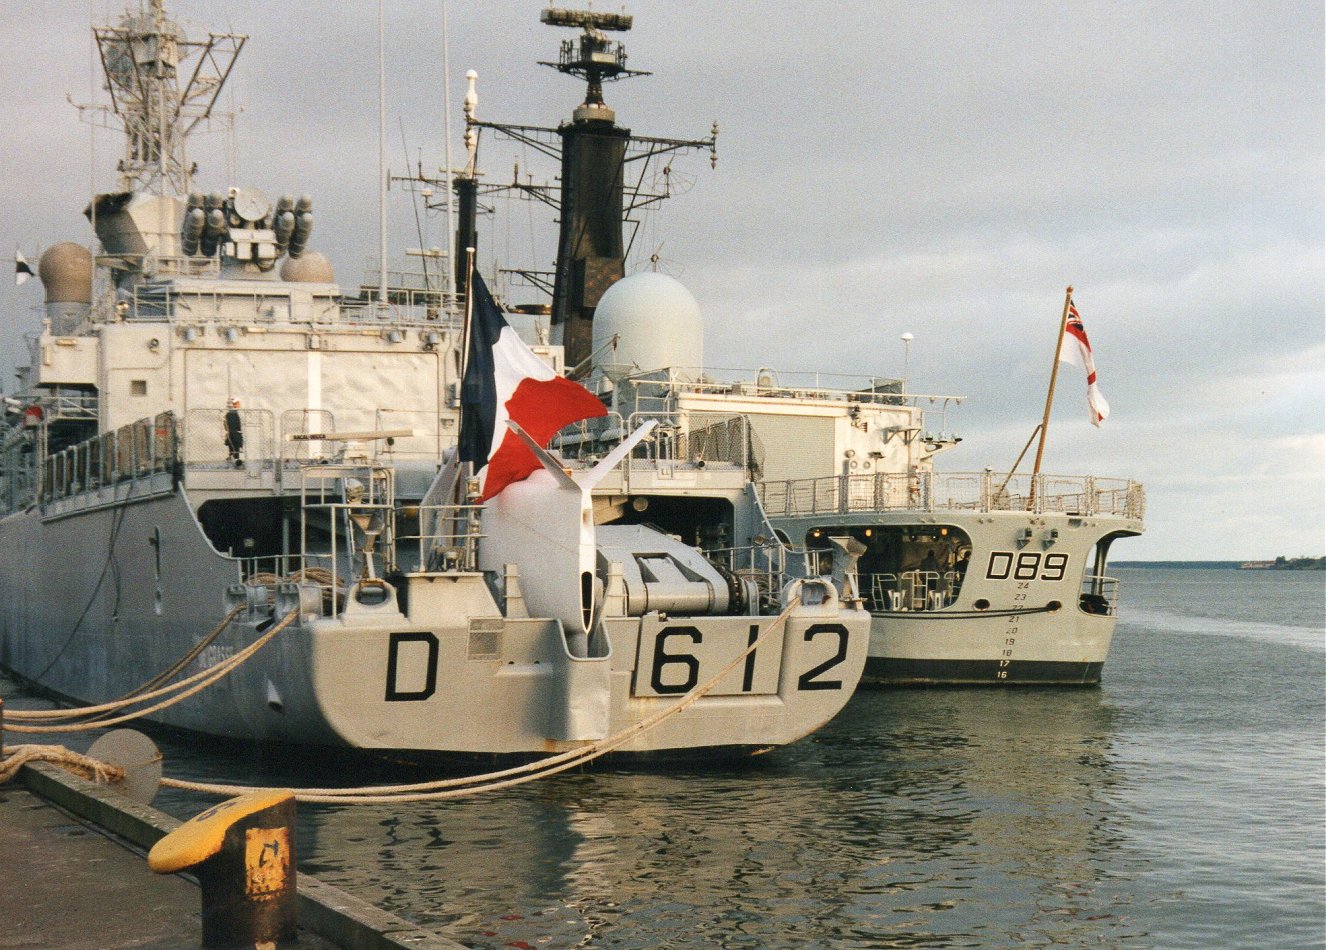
{"left": 38, "top": 243, "right": 94, "bottom": 335}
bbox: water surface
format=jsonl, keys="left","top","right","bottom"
{"left": 15, "top": 568, "right": 1326, "bottom": 947}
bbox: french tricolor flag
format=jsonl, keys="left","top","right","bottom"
{"left": 1060, "top": 300, "right": 1110, "bottom": 427}
{"left": 458, "top": 271, "right": 607, "bottom": 500}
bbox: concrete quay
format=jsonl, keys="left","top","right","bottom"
{"left": 0, "top": 761, "right": 466, "bottom": 950}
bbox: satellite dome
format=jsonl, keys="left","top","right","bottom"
{"left": 591, "top": 272, "right": 702, "bottom": 381}
{"left": 280, "top": 250, "right": 335, "bottom": 283}
{"left": 38, "top": 243, "right": 93, "bottom": 304}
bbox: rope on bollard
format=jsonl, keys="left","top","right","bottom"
{"left": 0, "top": 743, "right": 126, "bottom": 786}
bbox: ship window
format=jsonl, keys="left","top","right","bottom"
{"left": 130, "top": 380, "right": 148, "bottom": 396}
{"left": 805, "top": 524, "right": 973, "bottom": 613}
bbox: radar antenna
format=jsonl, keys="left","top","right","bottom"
{"left": 538, "top": 7, "right": 648, "bottom": 111}
{"left": 91, "top": 0, "right": 245, "bottom": 195}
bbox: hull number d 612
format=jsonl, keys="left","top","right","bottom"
{"left": 633, "top": 619, "right": 851, "bottom": 699}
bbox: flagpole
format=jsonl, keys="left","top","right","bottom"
{"left": 1029, "top": 285, "right": 1074, "bottom": 509}
{"left": 459, "top": 246, "right": 477, "bottom": 381}
{"left": 454, "top": 246, "right": 478, "bottom": 500}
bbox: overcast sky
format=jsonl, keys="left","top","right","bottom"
{"left": 1, "top": 1, "right": 1321, "bottom": 560}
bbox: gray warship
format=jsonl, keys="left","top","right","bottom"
{"left": 0, "top": 2, "right": 872, "bottom": 754}
{"left": 449, "top": 11, "right": 1147, "bottom": 686}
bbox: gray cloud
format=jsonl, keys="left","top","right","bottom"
{"left": 1, "top": 0, "right": 1320, "bottom": 559}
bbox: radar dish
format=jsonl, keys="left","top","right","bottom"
{"left": 230, "top": 187, "right": 271, "bottom": 223}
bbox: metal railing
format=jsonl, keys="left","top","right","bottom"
{"left": 35, "top": 389, "right": 100, "bottom": 423}
{"left": 615, "top": 367, "right": 959, "bottom": 409}
{"left": 83, "top": 273, "right": 462, "bottom": 329}
{"left": 40, "top": 413, "right": 178, "bottom": 503}
{"left": 554, "top": 412, "right": 634, "bottom": 460}
{"left": 867, "top": 570, "right": 961, "bottom": 612}
{"left": 759, "top": 471, "right": 1145, "bottom": 520}
{"left": 399, "top": 502, "right": 484, "bottom": 573}
{"left": 280, "top": 409, "right": 336, "bottom": 465}
{"left": 1079, "top": 574, "right": 1120, "bottom": 616}
{"left": 706, "top": 540, "right": 791, "bottom": 610}
{"left": 295, "top": 463, "right": 396, "bottom": 604}
{"left": 554, "top": 411, "right": 752, "bottom": 475}
{"left": 183, "top": 408, "right": 275, "bottom": 468}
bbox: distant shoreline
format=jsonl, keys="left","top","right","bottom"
{"left": 1115, "top": 559, "right": 1325, "bottom": 571}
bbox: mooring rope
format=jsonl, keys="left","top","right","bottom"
{"left": 161, "top": 596, "right": 805, "bottom": 804}
{"left": 0, "top": 744, "right": 126, "bottom": 786}
{"left": 6, "top": 604, "right": 247, "bottom": 724}
{"left": 5, "top": 595, "right": 818, "bottom": 804}
{"left": 5, "top": 609, "right": 298, "bottom": 735}
{"left": 105, "top": 604, "right": 250, "bottom": 706}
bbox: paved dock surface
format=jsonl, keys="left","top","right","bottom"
{"left": 0, "top": 783, "right": 343, "bottom": 949}
{"left": 0, "top": 783, "right": 205, "bottom": 949}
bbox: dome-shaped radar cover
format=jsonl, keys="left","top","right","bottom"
{"left": 592, "top": 272, "right": 702, "bottom": 380}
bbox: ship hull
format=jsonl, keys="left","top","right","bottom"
{"left": 765, "top": 508, "right": 1141, "bottom": 687}
{"left": 865, "top": 656, "right": 1103, "bottom": 686}
{"left": 0, "top": 489, "right": 869, "bottom": 753}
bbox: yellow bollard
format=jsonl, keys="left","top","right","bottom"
{"left": 148, "top": 789, "right": 297, "bottom": 949}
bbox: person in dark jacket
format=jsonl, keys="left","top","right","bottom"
{"left": 224, "top": 398, "right": 244, "bottom": 466}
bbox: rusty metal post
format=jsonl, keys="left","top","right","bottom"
{"left": 148, "top": 790, "right": 298, "bottom": 949}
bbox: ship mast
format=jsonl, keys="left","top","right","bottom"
{"left": 539, "top": 8, "right": 641, "bottom": 370}
{"left": 92, "top": 0, "right": 245, "bottom": 196}
{"left": 403, "top": 6, "right": 717, "bottom": 369}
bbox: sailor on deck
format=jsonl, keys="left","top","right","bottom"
{"left": 224, "top": 398, "right": 244, "bottom": 466}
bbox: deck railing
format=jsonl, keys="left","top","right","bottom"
{"left": 759, "top": 471, "right": 1145, "bottom": 520}
{"left": 555, "top": 411, "right": 753, "bottom": 472}
{"left": 706, "top": 540, "right": 791, "bottom": 610}
{"left": 401, "top": 502, "right": 484, "bottom": 573}
{"left": 40, "top": 413, "right": 178, "bottom": 503}
{"left": 867, "top": 570, "right": 963, "bottom": 612}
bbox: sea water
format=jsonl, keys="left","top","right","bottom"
{"left": 53, "top": 568, "right": 1326, "bottom": 946}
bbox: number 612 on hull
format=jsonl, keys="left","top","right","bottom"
{"left": 631, "top": 616, "right": 852, "bottom": 698}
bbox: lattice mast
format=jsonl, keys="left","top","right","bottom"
{"left": 93, "top": 0, "right": 245, "bottom": 196}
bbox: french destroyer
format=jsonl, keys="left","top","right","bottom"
{"left": 0, "top": 2, "right": 871, "bottom": 754}
{"left": 451, "top": 10, "right": 1147, "bottom": 687}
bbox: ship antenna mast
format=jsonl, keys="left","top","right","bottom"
{"left": 537, "top": 7, "right": 648, "bottom": 109}
{"left": 91, "top": 0, "right": 245, "bottom": 196}
{"left": 456, "top": 6, "right": 716, "bottom": 371}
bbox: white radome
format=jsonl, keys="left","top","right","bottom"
{"left": 592, "top": 272, "right": 703, "bottom": 381}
